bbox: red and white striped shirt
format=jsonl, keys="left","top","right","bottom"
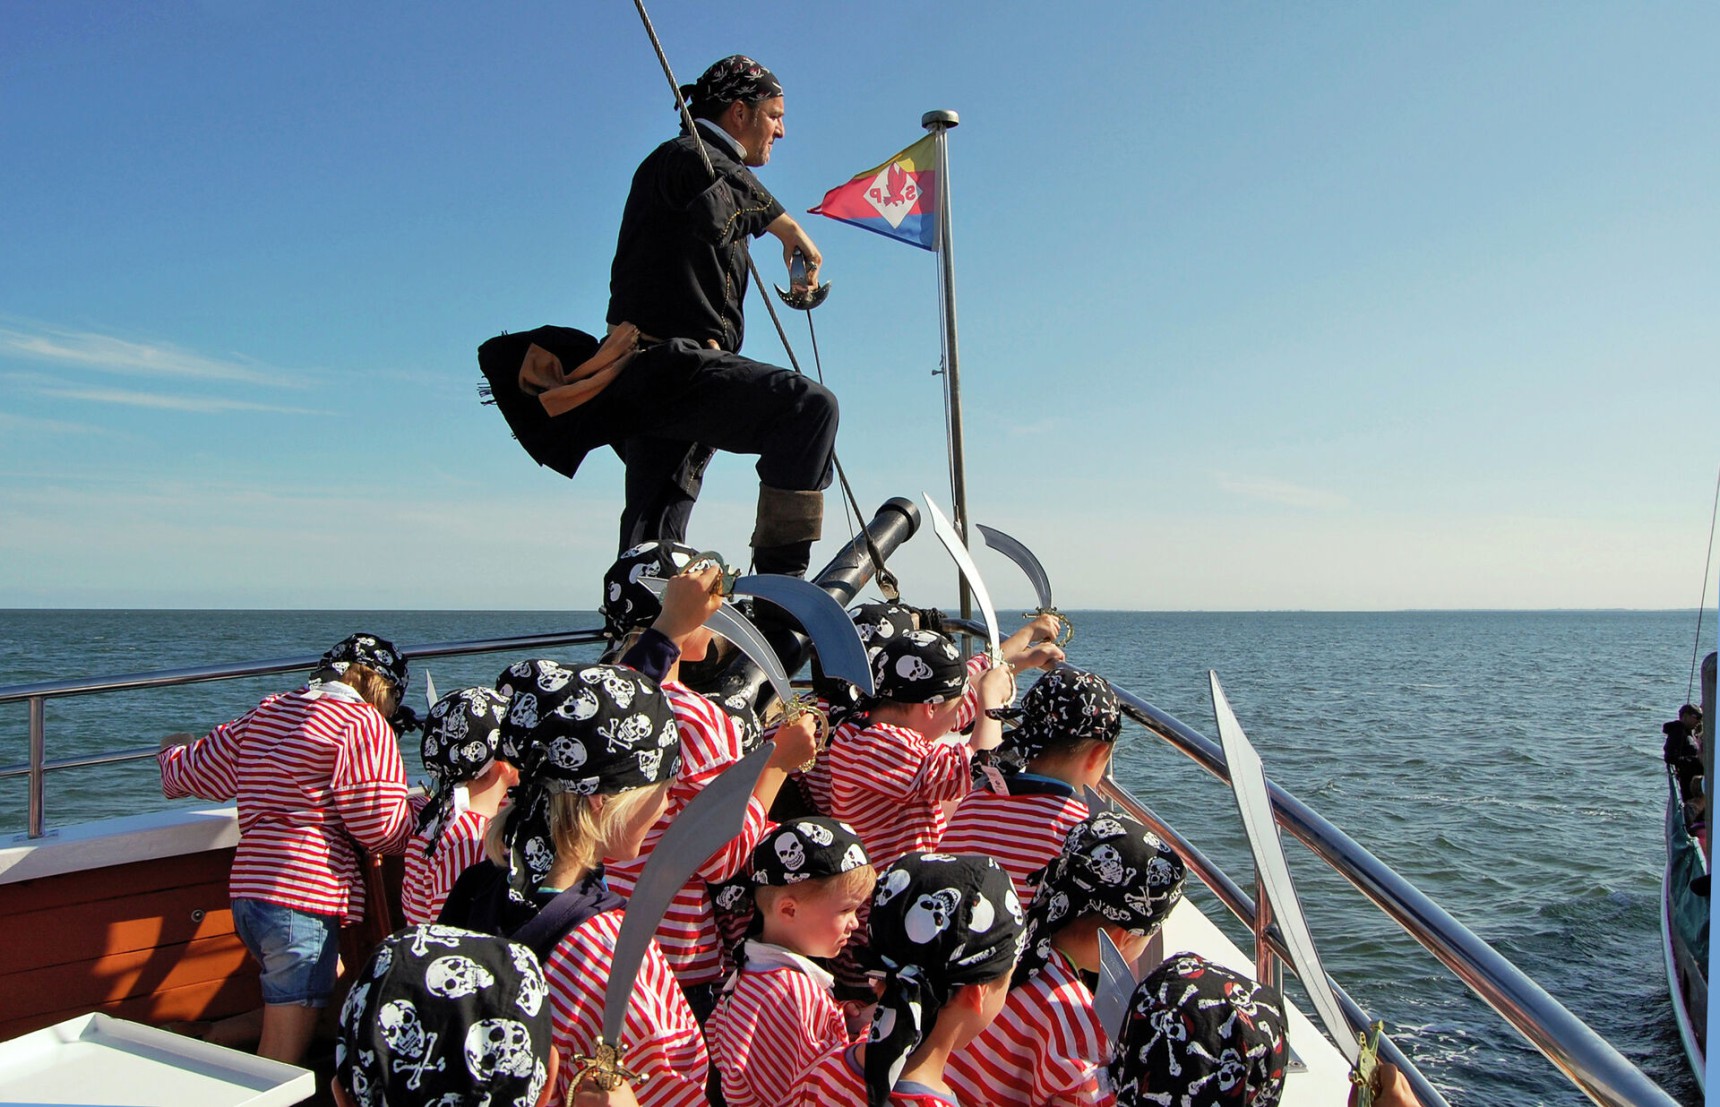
{"left": 946, "top": 954, "right": 1114, "bottom": 1107}
{"left": 707, "top": 949, "right": 850, "bottom": 1107}
{"left": 793, "top": 1045, "right": 960, "bottom": 1107}
{"left": 157, "top": 683, "right": 416, "bottom": 925}
{"left": 400, "top": 804, "right": 490, "bottom": 926}
{"left": 544, "top": 907, "right": 710, "bottom": 1107}
{"left": 800, "top": 655, "right": 986, "bottom": 819}
{"left": 605, "top": 681, "right": 769, "bottom": 988}
{"left": 938, "top": 785, "right": 1088, "bottom": 908}
{"left": 830, "top": 721, "right": 971, "bottom": 870}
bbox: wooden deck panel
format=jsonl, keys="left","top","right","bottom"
{"left": 0, "top": 970, "right": 262, "bottom": 1041}
{"left": 0, "top": 883, "right": 234, "bottom": 975}
{"left": 4, "top": 848, "right": 236, "bottom": 914}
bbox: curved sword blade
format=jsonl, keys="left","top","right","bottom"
{"left": 976, "top": 524, "right": 1054, "bottom": 611}
{"left": 922, "top": 494, "right": 1001, "bottom": 659}
{"left": 1095, "top": 928, "right": 1138, "bottom": 1042}
{"left": 423, "top": 669, "right": 439, "bottom": 713}
{"left": 600, "top": 742, "right": 773, "bottom": 1045}
{"left": 636, "top": 578, "right": 795, "bottom": 706}
{"left": 1211, "top": 671, "right": 1361, "bottom": 1066}
{"left": 732, "top": 575, "right": 874, "bottom": 698}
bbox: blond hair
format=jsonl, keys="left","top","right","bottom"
{"left": 339, "top": 663, "right": 401, "bottom": 718}
{"left": 484, "top": 782, "right": 671, "bottom": 878}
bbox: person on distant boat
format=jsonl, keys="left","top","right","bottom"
{"left": 1664, "top": 704, "right": 1706, "bottom": 838}
{"left": 478, "top": 54, "right": 836, "bottom": 578}
{"left": 156, "top": 632, "right": 419, "bottom": 1066}
{"left": 400, "top": 687, "right": 518, "bottom": 926}
{"left": 948, "top": 811, "right": 1186, "bottom": 1107}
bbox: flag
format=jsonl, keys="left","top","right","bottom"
{"left": 808, "top": 135, "right": 938, "bottom": 251}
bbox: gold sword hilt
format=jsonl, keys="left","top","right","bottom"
{"left": 568, "top": 1037, "right": 645, "bottom": 1096}
{"left": 1026, "top": 607, "right": 1074, "bottom": 647}
{"left": 782, "top": 693, "right": 830, "bottom": 774}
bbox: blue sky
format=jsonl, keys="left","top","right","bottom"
{"left": 2, "top": 2, "right": 1715, "bottom": 610}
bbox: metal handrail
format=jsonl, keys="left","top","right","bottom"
{"left": 935, "top": 617, "right": 1675, "bottom": 1107}
{"left": 0, "top": 627, "right": 608, "bottom": 840}
{"left": 1107, "top": 682, "right": 1677, "bottom": 1107}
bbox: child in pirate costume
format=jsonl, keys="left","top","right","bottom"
{"left": 437, "top": 660, "right": 708, "bottom": 1107}
{"left": 402, "top": 686, "right": 517, "bottom": 926}
{"left": 940, "top": 668, "right": 1123, "bottom": 907}
{"left": 947, "top": 812, "right": 1187, "bottom": 1107}
{"left": 828, "top": 630, "right": 1014, "bottom": 869}
{"left": 795, "top": 852, "right": 1027, "bottom": 1107}
{"left": 1107, "top": 954, "right": 1288, "bottom": 1107}
{"left": 157, "top": 632, "right": 417, "bottom": 1065}
{"left": 596, "top": 541, "right": 817, "bottom": 1021}
{"left": 800, "top": 603, "right": 1065, "bottom": 819}
{"left": 334, "top": 925, "right": 571, "bottom": 1107}
{"left": 706, "top": 818, "right": 876, "bottom": 1107}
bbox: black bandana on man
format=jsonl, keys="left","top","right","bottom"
{"left": 599, "top": 540, "right": 705, "bottom": 640}
{"left": 417, "top": 687, "right": 511, "bottom": 853}
{"left": 869, "top": 630, "right": 968, "bottom": 706}
{"left": 1003, "top": 667, "right": 1122, "bottom": 763}
{"left": 498, "top": 661, "right": 681, "bottom": 902}
{"left": 751, "top": 817, "right": 869, "bottom": 887}
{"left": 336, "top": 925, "right": 551, "bottom": 1107}
{"left": 679, "top": 54, "right": 783, "bottom": 118}
{"left": 1109, "top": 952, "right": 1288, "bottom": 1107}
{"left": 862, "top": 852, "right": 1025, "bottom": 1107}
{"left": 317, "top": 631, "right": 409, "bottom": 697}
{"left": 1015, "top": 811, "right": 1186, "bottom": 985}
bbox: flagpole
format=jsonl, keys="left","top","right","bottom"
{"left": 923, "top": 109, "right": 973, "bottom": 627}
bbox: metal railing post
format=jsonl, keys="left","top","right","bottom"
{"left": 28, "top": 695, "right": 46, "bottom": 839}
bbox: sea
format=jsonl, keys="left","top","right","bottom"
{"left": 0, "top": 607, "right": 1709, "bottom": 1106}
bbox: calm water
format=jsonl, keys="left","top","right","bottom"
{"left": 0, "top": 608, "right": 1706, "bottom": 1105}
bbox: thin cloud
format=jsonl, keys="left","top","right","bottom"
{"left": 30, "top": 384, "right": 325, "bottom": 415}
{"left": 1216, "top": 474, "right": 1350, "bottom": 510}
{"left": 0, "top": 323, "right": 284, "bottom": 386}
{"left": 0, "top": 408, "right": 104, "bottom": 436}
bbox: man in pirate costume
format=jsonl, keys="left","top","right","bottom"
{"left": 479, "top": 55, "right": 836, "bottom": 578}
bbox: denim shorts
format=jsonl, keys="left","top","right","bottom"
{"left": 231, "top": 897, "right": 340, "bottom": 1007}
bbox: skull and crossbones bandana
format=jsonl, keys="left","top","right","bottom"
{"left": 751, "top": 817, "right": 869, "bottom": 887}
{"left": 498, "top": 661, "right": 681, "bottom": 899}
{"left": 1014, "top": 812, "right": 1186, "bottom": 985}
{"left": 317, "top": 632, "right": 409, "bottom": 698}
{"left": 849, "top": 602, "right": 919, "bottom": 644}
{"left": 336, "top": 925, "right": 551, "bottom": 1107}
{"left": 1108, "top": 952, "right": 1288, "bottom": 1107}
{"left": 599, "top": 540, "right": 712, "bottom": 640}
{"left": 416, "top": 687, "right": 511, "bottom": 854}
{"left": 1003, "top": 668, "right": 1122, "bottom": 764}
{"left": 869, "top": 630, "right": 967, "bottom": 705}
{"left": 679, "top": 54, "right": 783, "bottom": 116}
{"left": 861, "top": 852, "right": 1025, "bottom": 1107}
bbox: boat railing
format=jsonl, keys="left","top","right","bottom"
{"left": 1092, "top": 665, "right": 1676, "bottom": 1107}
{"left": 0, "top": 623, "right": 1682, "bottom": 1107}
{"left": 0, "top": 628, "right": 610, "bottom": 842}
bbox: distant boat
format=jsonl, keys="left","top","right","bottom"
{"left": 1661, "top": 764, "right": 1709, "bottom": 1091}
